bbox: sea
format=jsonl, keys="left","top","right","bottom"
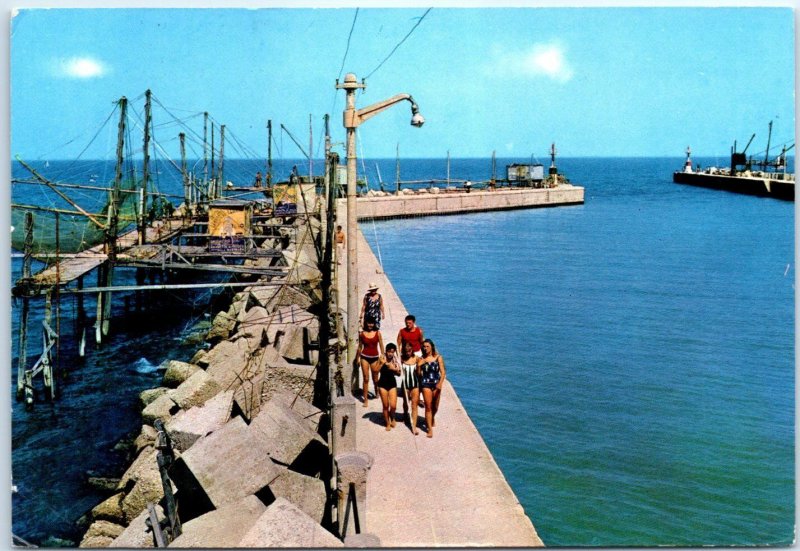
{"left": 10, "top": 156, "right": 795, "bottom": 546}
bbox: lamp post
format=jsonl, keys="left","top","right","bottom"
{"left": 335, "top": 73, "right": 424, "bottom": 390}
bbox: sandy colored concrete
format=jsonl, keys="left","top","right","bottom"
{"left": 351, "top": 185, "right": 584, "bottom": 221}
{"left": 334, "top": 211, "right": 543, "bottom": 547}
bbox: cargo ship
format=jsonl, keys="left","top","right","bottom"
{"left": 673, "top": 122, "right": 794, "bottom": 201}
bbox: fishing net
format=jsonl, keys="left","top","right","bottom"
{"left": 11, "top": 178, "right": 141, "bottom": 257}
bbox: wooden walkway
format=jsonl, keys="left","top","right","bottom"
{"left": 335, "top": 223, "right": 543, "bottom": 546}
{"left": 26, "top": 218, "right": 186, "bottom": 288}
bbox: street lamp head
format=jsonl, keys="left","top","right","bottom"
{"left": 409, "top": 97, "right": 424, "bottom": 128}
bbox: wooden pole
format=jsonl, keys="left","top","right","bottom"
{"left": 309, "top": 114, "right": 314, "bottom": 181}
{"left": 141, "top": 89, "right": 152, "bottom": 245}
{"left": 43, "top": 290, "right": 54, "bottom": 400}
{"left": 203, "top": 112, "right": 209, "bottom": 202}
{"left": 180, "top": 133, "right": 189, "bottom": 207}
{"left": 16, "top": 212, "right": 33, "bottom": 399}
{"left": 77, "top": 275, "right": 86, "bottom": 357}
{"left": 210, "top": 122, "right": 216, "bottom": 199}
{"left": 219, "top": 125, "right": 226, "bottom": 193}
{"left": 267, "top": 120, "right": 273, "bottom": 187}
{"left": 55, "top": 211, "right": 61, "bottom": 381}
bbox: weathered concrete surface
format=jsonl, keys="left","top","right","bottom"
{"left": 139, "top": 387, "right": 168, "bottom": 409}
{"left": 237, "top": 498, "right": 343, "bottom": 548}
{"left": 141, "top": 392, "right": 179, "bottom": 426}
{"left": 161, "top": 360, "right": 201, "bottom": 388}
{"left": 204, "top": 338, "right": 252, "bottom": 389}
{"left": 117, "top": 447, "right": 164, "bottom": 522}
{"left": 109, "top": 505, "right": 164, "bottom": 548}
{"left": 268, "top": 466, "right": 327, "bottom": 523}
{"left": 347, "top": 185, "right": 584, "bottom": 221}
{"left": 165, "top": 390, "right": 233, "bottom": 452}
{"left": 168, "top": 495, "right": 267, "bottom": 548}
{"left": 250, "top": 397, "right": 327, "bottom": 471}
{"left": 334, "top": 222, "right": 543, "bottom": 547}
{"left": 91, "top": 493, "right": 125, "bottom": 524}
{"left": 170, "top": 369, "right": 221, "bottom": 410}
{"left": 170, "top": 416, "right": 280, "bottom": 510}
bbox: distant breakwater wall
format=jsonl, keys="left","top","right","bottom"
{"left": 77, "top": 214, "right": 341, "bottom": 548}
{"left": 353, "top": 185, "right": 584, "bottom": 220}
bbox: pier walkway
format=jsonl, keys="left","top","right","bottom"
{"left": 336, "top": 224, "right": 543, "bottom": 546}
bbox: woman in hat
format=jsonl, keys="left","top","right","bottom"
{"left": 418, "top": 339, "right": 446, "bottom": 438}
{"left": 360, "top": 283, "right": 385, "bottom": 329}
{"left": 357, "top": 317, "right": 384, "bottom": 407}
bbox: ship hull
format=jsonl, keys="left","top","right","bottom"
{"left": 672, "top": 171, "right": 794, "bottom": 201}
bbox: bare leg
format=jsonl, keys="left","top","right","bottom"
{"left": 409, "top": 388, "right": 420, "bottom": 435}
{"left": 432, "top": 388, "right": 442, "bottom": 427}
{"left": 360, "top": 359, "right": 371, "bottom": 406}
{"left": 422, "top": 387, "right": 434, "bottom": 438}
{"left": 379, "top": 387, "right": 391, "bottom": 430}
{"left": 388, "top": 388, "right": 397, "bottom": 427}
{"left": 370, "top": 361, "right": 381, "bottom": 401}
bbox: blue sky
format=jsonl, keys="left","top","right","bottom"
{"left": 9, "top": 6, "right": 796, "bottom": 160}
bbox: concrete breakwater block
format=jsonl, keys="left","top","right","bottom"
{"left": 171, "top": 370, "right": 221, "bottom": 410}
{"left": 267, "top": 466, "right": 327, "bottom": 523}
{"left": 167, "top": 495, "right": 267, "bottom": 548}
{"left": 165, "top": 390, "right": 234, "bottom": 452}
{"left": 91, "top": 493, "right": 125, "bottom": 524}
{"left": 206, "top": 310, "right": 237, "bottom": 342}
{"left": 161, "top": 360, "right": 201, "bottom": 388}
{"left": 139, "top": 387, "right": 169, "bottom": 409}
{"left": 117, "top": 447, "right": 164, "bottom": 522}
{"left": 79, "top": 534, "right": 115, "bottom": 548}
{"left": 258, "top": 285, "right": 314, "bottom": 313}
{"left": 271, "top": 389, "right": 323, "bottom": 433}
{"left": 109, "top": 504, "right": 164, "bottom": 548}
{"left": 237, "top": 498, "right": 343, "bottom": 548}
{"left": 133, "top": 425, "right": 158, "bottom": 454}
{"left": 141, "top": 391, "right": 180, "bottom": 426}
{"left": 81, "top": 520, "right": 125, "bottom": 543}
{"left": 205, "top": 338, "right": 252, "bottom": 390}
{"left": 344, "top": 533, "right": 382, "bottom": 547}
{"left": 169, "top": 416, "right": 280, "bottom": 512}
{"left": 250, "top": 397, "right": 327, "bottom": 473}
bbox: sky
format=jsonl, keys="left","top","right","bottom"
{"left": 8, "top": 5, "right": 797, "bottom": 160}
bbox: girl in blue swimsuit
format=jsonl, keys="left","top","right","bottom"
{"left": 417, "top": 339, "right": 446, "bottom": 438}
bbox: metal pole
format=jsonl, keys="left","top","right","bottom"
{"left": 210, "top": 122, "right": 215, "bottom": 199}
{"left": 395, "top": 143, "right": 400, "bottom": 193}
{"left": 340, "top": 75, "right": 365, "bottom": 386}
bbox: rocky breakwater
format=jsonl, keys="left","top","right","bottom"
{"left": 79, "top": 214, "right": 342, "bottom": 548}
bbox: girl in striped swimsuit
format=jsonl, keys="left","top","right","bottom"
{"left": 400, "top": 341, "right": 421, "bottom": 435}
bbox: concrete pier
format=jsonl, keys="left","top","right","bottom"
{"left": 336, "top": 220, "right": 543, "bottom": 546}
{"left": 352, "top": 185, "right": 584, "bottom": 221}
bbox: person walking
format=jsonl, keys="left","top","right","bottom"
{"left": 418, "top": 339, "right": 446, "bottom": 438}
{"left": 359, "top": 283, "right": 385, "bottom": 329}
{"left": 399, "top": 341, "right": 421, "bottom": 435}
{"left": 357, "top": 317, "right": 384, "bottom": 407}
{"left": 397, "top": 314, "right": 424, "bottom": 357}
{"left": 335, "top": 225, "right": 345, "bottom": 265}
{"left": 375, "top": 343, "right": 401, "bottom": 431}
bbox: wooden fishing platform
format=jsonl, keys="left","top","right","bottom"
{"left": 17, "top": 218, "right": 186, "bottom": 291}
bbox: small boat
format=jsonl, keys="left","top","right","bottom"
{"left": 673, "top": 122, "right": 794, "bottom": 201}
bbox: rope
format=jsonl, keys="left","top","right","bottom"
{"left": 364, "top": 8, "right": 432, "bottom": 80}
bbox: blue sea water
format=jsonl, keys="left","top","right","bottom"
{"left": 363, "top": 156, "right": 794, "bottom": 546}
{"left": 10, "top": 156, "right": 795, "bottom": 546}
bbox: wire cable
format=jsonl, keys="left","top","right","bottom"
{"left": 364, "top": 8, "right": 432, "bottom": 80}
